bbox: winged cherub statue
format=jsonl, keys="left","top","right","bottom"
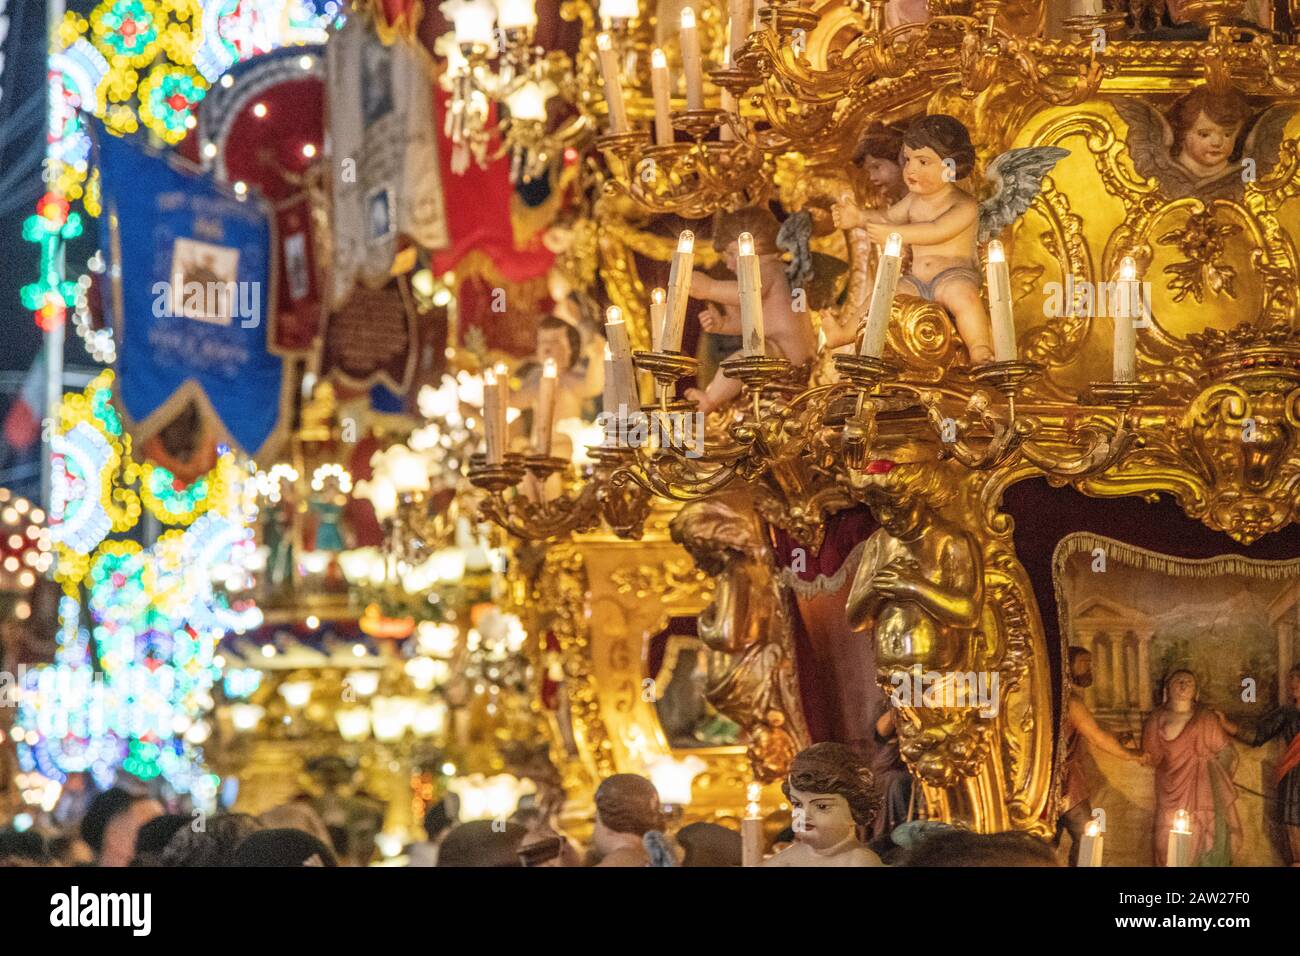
{"left": 833, "top": 114, "right": 1067, "bottom": 366}
{"left": 1112, "top": 88, "right": 1295, "bottom": 203}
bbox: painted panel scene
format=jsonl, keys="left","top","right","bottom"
{"left": 1056, "top": 534, "right": 1300, "bottom": 866}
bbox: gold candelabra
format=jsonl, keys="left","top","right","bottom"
{"left": 466, "top": 446, "right": 653, "bottom": 541}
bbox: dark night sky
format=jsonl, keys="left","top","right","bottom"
{"left": 0, "top": 0, "right": 55, "bottom": 376}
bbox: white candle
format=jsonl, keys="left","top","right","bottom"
{"left": 742, "top": 782, "right": 764, "bottom": 867}
{"left": 719, "top": 45, "right": 736, "bottom": 142}
{"left": 679, "top": 7, "right": 703, "bottom": 111}
{"left": 596, "top": 32, "right": 629, "bottom": 134}
{"left": 859, "top": 232, "right": 903, "bottom": 358}
{"left": 663, "top": 231, "right": 695, "bottom": 352}
{"left": 650, "top": 48, "right": 672, "bottom": 146}
{"left": 1077, "top": 819, "right": 1103, "bottom": 867}
{"left": 986, "top": 240, "right": 1016, "bottom": 362}
{"left": 494, "top": 362, "right": 510, "bottom": 458}
{"left": 1166, "top": 809, "right": 1192, "bottom": 867}
{"left": 650, "top": 287, "right": 668, "bottom": 351}
{"left": 728, "top": 0, "right": 754, "bottom": 55}
{"left": 533, "top": 358, "right": 558, "bottom": 456}
{"left": 737, "top": 232, "right": 765, "bottom": 357}
{"left": 601, "top": 343, "right": 619, "bottom": 445}
{"left": 1113, "top": 256, "right": 1138, "bottom": 383}
{"left": 483, "top": 366, "right": 503, "bottom": 464}
{"left": 605, "top": 306, "right": 640, "bottom": 416}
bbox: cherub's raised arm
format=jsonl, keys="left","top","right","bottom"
{"left": 691, "top": 273, "right": 741, "bottom": 306}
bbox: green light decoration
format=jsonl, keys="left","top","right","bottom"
{"left": 91, "top": 0, "right": 162, "bottom": 67}
{"left": 139, "top": 65, "right": 208, "bottom": 143}
{"left": 21, "top": 194, "right": 86, "bottom": 331}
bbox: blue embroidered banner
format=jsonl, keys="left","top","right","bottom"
{"left": 94, "top": 121, "right": 289, "bottom": 459}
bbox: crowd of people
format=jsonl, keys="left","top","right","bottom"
{"left": 0, "top": 746, "right": 1061, "bottom": 868}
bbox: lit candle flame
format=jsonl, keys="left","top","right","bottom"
{"left": 678, "top": 230, "right": 695, "bottom": 253}
{"left": 651, "top": 47, "right": 666, "bottom": 69}
{"left": 1085, "top": 820, "right": 1100, "bottom": 838}
{"left": 542, "top": 358, "right": 557, "bottom": 378}
{"left": 606, "top": 305, "right": 623, "bottom": 324}
{"left": 651, "top": 287, "right": 666, "bottom": 304}
{"left": 680, "top": 6, "right": 695, "bottom": 28}
{"left": 1120, "top": 255, "right": 1137, "bottom": 281}
{"left": 738, "top": 231, "right": 755, "bottom": 257}
{"left": 987, "top": 239, "right": 1005, "bottom": 263}
{"left": 596, "top": 31, "right": 612, "bottom": 51}
{"left": 1173, "top": 809, "right": 1191, "bottom": 834}
{"left": 484, "top": 367, "right": 498, "bottom": 386}
{"left": 884, "top": 232, "right": 903, "bottom": 257}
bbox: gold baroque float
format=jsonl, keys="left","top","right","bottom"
{"left": 468, "top": 0, "right": 1300, "bottom": 837}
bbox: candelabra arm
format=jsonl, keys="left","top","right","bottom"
{"left": 1019, "top": 417, "right": 1146, "bottom": 479}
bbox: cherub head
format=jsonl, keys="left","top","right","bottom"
{"left": 712, "top": 206, "right": 781, "bottom": 272}
{"left": 852, "top": 121, "right": 907, "bottom": 197}
{"left": 781, "top": 743, "right": 878, "bottom": 850}
{"left": 858, "top": 461, "right": 955, "bottom": 540}
{"left": 1168, "top": 87, "right": 1248, "bottom": 177}
{"left": 536, "top": 315, "right": 581, "bottom": 371}
{"left": 902, "top": 114, "right": 976, "bottom": 195}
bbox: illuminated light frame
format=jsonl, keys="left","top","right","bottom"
{"left": 29, "top": 0, "right": 340, "bottom": 351}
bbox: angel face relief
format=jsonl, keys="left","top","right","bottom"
{"left": 1113, "top": 87, "right": 1291, "bottom": 202}
{"left": 1180, "top": 111, "right": 1243, "bottom": 179}
{"left": 1170, "top": 88, "right": 1246, "bottom": 180}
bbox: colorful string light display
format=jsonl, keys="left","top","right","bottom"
{"left": 29, "top": 0, "right": 342, "bottom": 352}
{"left": 15, "top": 373, "right": 263, "bottom": 806}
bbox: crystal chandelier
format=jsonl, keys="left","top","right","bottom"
{"left": 439, "top": 0, "right": 559, "bottom": 178}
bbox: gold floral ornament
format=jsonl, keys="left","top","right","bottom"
{"left": 1158, "top": 211, "right": 1240, "bottom": 304}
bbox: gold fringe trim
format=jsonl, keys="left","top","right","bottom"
{"left": 1053, "top": 532, "right": 1300, "bottom": 581}
{"left": 350, "top": 0, "right": 425, "bottom": 46}
{"left": 452, "top": 249, "right": 551, "bottom": 300}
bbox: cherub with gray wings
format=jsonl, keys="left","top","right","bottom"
{"left": 832, "top": 114, "right": 1066, "bottom": 365}
{"left": 1113, "top": 87, "right": 1295, "bottom": 202}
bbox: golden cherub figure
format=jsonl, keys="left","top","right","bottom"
{"left": 845, "top": 462, "right": 982, "bottom": 674}
{"left": 832, "top": 115, "right": 1066, "bottom": 366}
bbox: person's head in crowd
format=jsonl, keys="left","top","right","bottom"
{"left": 259, "top": 801, "right": 333, "bottom": 849}
{"left": 234, "top": 828, "right": 338, "bottom": 867}
{"left": 436, "top": 820, "right": 527, "bottom": 867}
{"left": 160, "top": 813, "right": 263, "bottom": 867}
{"left": 79, "top": 788, "right": 133, "bottom": 861}
{"left": 895, "top": 827, "right": 1060, "bottom": 867}
{"left": 326, "top": 824, "right": 352, "bottom": 865}
{"left": 676, "top": 822, "right": 743, "bottom": 867}
{"left": 48, "top": 833, "right": 94, "bottom": 866}
{"left": 0, "top": 828, "right": 51, "bottom": 866}
{"left": 130, "top": 814, "right": 191, "bottom": 866}
{"left": 424, "top": 798, "right": 457, "bottom": 843}
{"left": 81, "top": 789, "right": 164, "bottom": 867}
{"left": 592, "top": 774, "right": 664, "bottom": 856}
